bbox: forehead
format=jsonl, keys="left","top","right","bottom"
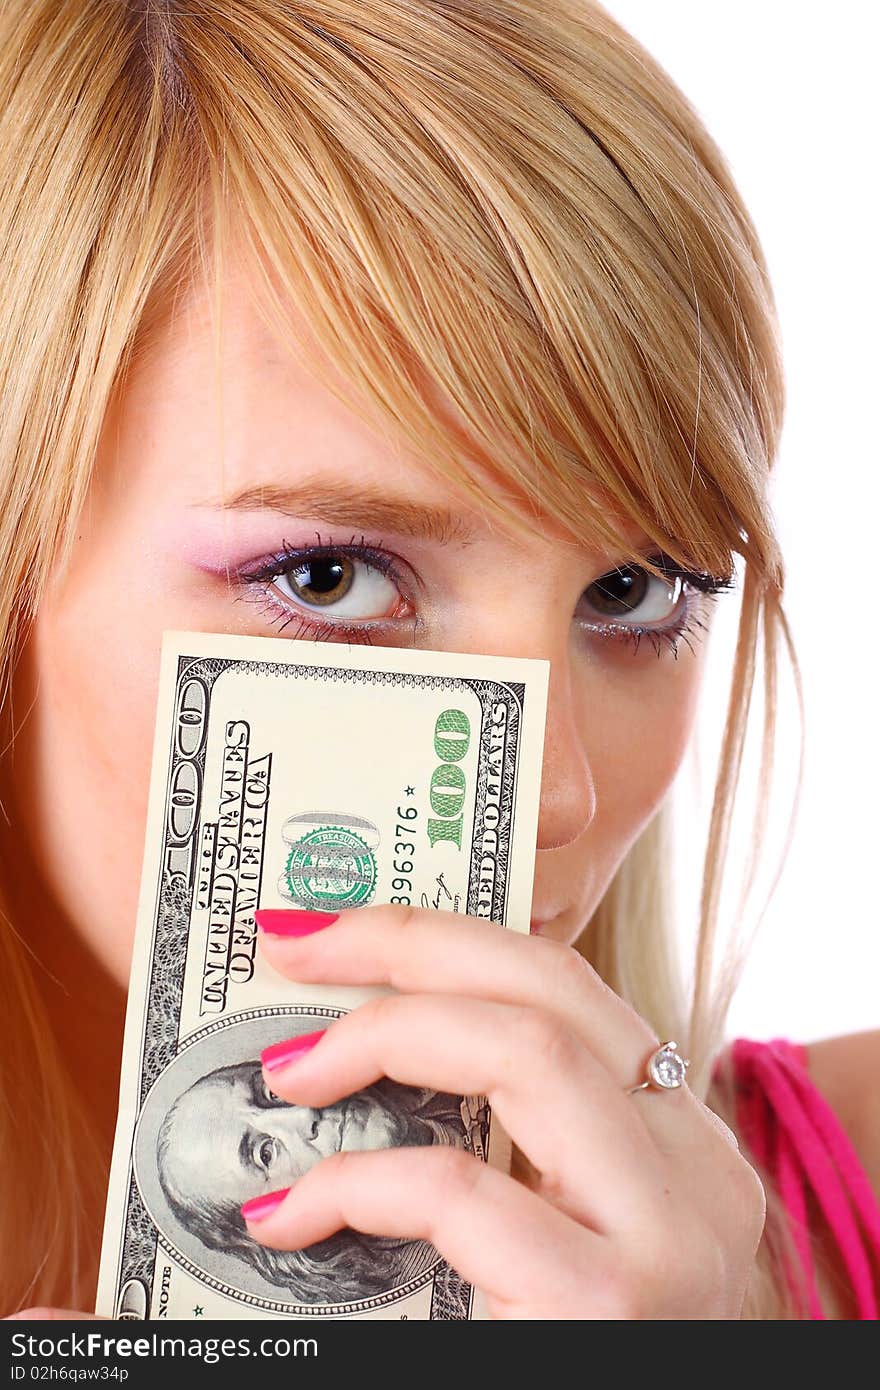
{"left": 113, "top": 254, "right": 651, "bottom": 558}
{"left": 106, "top": 261, "right": 450, "bottom": 509}
{"left": 173, "top": 1069, "right": 247, "bottom": 1125}
{"left": 161, "top": 1071, "right": 252, "bottom": 1195}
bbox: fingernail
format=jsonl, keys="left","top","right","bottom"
{"left": 241, "top": 1187, "right": 291, "bottom": 1223}
{"left": 254, "top": 908, "right": 340, "bottom": 937}
{"left": 261, "top": 1029, "right": 326, "bottom": 1072}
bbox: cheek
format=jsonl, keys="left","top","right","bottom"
{"left": 584, "top": 655, "right": 705, "bottom": 874}
{"left": 10, "top": 570, "right": 168, "bottom": 987}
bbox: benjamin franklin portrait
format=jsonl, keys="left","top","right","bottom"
{"left": 133, "top": 1010, "right": 488, "bottom": 1309}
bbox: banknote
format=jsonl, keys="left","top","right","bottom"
{"left": 96, "top": 628, "right": 549, "bottom": 1321}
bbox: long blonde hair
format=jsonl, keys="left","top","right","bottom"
{"left": 0, "top": 0, "right": 813, "bottom": 1316}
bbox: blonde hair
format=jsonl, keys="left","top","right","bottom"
{"left": 0, "top": 0, "right": 817, "bottom": 1316}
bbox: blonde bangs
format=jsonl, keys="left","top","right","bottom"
{"left": 121, "top": 1, "right": 784, "bottom": 588}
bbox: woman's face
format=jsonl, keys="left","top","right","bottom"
{"left": 2, "top": 257, "right": 712, "bottom": 987}
{"left": 159, "top": 1061, "right": 414, "bottom": 1211}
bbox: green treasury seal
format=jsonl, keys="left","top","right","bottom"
{"left": 282, "top": 825, "right": 377, "bottom": 911}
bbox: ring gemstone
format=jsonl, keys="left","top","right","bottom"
{"left": 648, "top": 1042, "right": 689, "bottom": 1089}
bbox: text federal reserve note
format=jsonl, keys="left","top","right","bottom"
{"left": 96, "top": 629, "right": 549, "bottom": 1321}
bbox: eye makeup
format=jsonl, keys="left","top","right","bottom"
{"left": 228, "top": 529, "right": 735, "bottom": 658}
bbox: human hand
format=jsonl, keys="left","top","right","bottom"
{"left": 243, "top": 904, "right": 765, "bottom": 1319}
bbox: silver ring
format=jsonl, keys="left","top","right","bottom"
{"left": 627, "top": 1041, "right": 690, "bottom": 1095}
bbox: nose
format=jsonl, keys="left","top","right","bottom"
{"left": 533, "top": 641, "right": 596, "bottom": 852}
{"left": 452, "top": 617, "right": 596, "bottom": 853}
{"left": 267, "top": 1104, "right": 322, "bottom": 1150}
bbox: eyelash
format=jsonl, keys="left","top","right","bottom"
{"left": 236, "top": 531, "right": 736, "bottom": 659}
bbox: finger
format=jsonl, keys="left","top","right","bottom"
{"left": 260, "top": 991, "right": 670, "bottom": 1233}
{"left": 256, "top": 902, "right": 658, "bottom": 1087}
{"left": 240, "top": 1144, "right": 611, "bottom": 1318}
{"left": 256, "top": 904, "right": 718, "bottom": 1162}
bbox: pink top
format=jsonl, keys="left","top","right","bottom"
{"left": 721, "top": 1037, "right": 880, "bottom": 1318}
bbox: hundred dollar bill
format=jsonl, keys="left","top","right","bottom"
{"left": 96, "top": 628, "right": 549, "bottom": 1321}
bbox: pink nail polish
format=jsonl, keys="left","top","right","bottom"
{"left": 241, "top": 1187, "right": 291, "bottom": 1223}
{"left": 254, "top": 908, "right": 340, "bottom": 936}
{"left": 261, "top": 1029, "right": 326, "bottom": 1072}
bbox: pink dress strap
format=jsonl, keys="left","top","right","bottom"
{"left": 716, "top": 1037, "right": 880, "bottom": 1319}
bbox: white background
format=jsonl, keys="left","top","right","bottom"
{"left": 603, "top": 1, "right": 878, "bottom": 1043}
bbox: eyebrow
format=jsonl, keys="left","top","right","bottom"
{"left": 208, "top": 479, "right": 477, "bottom": 547}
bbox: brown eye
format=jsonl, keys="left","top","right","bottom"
{"left": 282, "top": 556, "right": 354, "bottom": 607}
{"left": 568, "top": 550, "right": 735, "bottom": 658}
{"left": 584, "top": 565, "right": 683, "bottom": 623}
{"left": 271, "top": 552, "right": 400, "bottom": 620}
